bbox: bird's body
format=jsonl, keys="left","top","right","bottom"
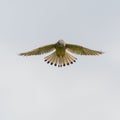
{"left": 19, "top": 40, "right": 103, "bottom": 67}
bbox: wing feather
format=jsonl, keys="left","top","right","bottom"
{"left": 19, "top": 44, "right": 55, "bottom": 56}
{"left": 66, "top": 44, "right": 103, "bottom": 55}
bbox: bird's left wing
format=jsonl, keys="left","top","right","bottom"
{"left": 19, "top": 44, "right": 55, "bottom": 56}
{"left": 66, "top": 44, "right": 103, "bottom": 55}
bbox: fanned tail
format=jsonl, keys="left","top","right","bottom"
{"left": 44, "top": 52, "right": 77, "bottom": 67}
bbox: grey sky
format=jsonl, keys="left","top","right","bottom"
{"left": 0, "top": 0, "right": 120, "bottom": 120}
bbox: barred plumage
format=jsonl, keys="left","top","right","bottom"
{"left": 19, "top": 40, "right": 103, "bottom": 67}
{"left": 44, "top": 52, "right": 77, "bottom": 67}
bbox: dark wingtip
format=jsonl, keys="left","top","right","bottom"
{"left": 19, "top": 53, "right": 23, "bottom": 56}
{"left": 97, "top": 51, "right": 104, "bottom": 55}
{"left": 19, "top": 53, "right": 30, "bottom": 56}
{"left": 101, "top": 51, "right": 104, "bottom": 54}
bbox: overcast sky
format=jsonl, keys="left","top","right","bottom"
{"left": 0, "top": 0, "right": 120, "bottom": 120}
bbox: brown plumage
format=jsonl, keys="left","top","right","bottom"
{"left": 19, "top": 40, "right": 103, "bottom": 67}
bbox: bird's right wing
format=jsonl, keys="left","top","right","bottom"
{"left": 19, "top": 44, "right": 55, "bottom": 56}
{"left": 66, "top": 44, "right": 103, "bottom": 55}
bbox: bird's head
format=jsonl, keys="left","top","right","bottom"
{"left": 56, "top": 40, "right": 66, "bottom": 47}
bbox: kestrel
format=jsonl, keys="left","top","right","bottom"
{"left": 19, "top": 40, "right": 103, "bottom": 67}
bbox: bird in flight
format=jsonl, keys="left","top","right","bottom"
{"left": 19, "top": 40, "right": 103, "bottom": 67}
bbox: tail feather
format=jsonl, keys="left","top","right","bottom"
{"left": 44, "top": 52, "right": 77, "bottom": 67}
{"left": 69, "top": 53, "right": 77, "bottom": 62}
{"left": 65, "top": 52, "right": 77, "bottom": 64}
{"left": 54, "top": 56, "right": 58, "bottom": 66}
{"left": 65, "top": 53, "right": 70, "bottom": 65}
{"left": 44, "top": 53, "right": 53, "bottom": 61}
{"left": 62, "top": 56, "right": 66, "bottom": 66}
{"left": 44, "top": 52, "right": 55, "bottom": 64}
{"left": 50, "top": 54, "right": 56, "bottom": 65}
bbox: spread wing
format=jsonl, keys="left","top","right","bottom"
{"left": 19, "top": 44, "right": 55, "bottom": 56}
{"left": 66, "top": 44, "right": 103, "bottom": 55}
